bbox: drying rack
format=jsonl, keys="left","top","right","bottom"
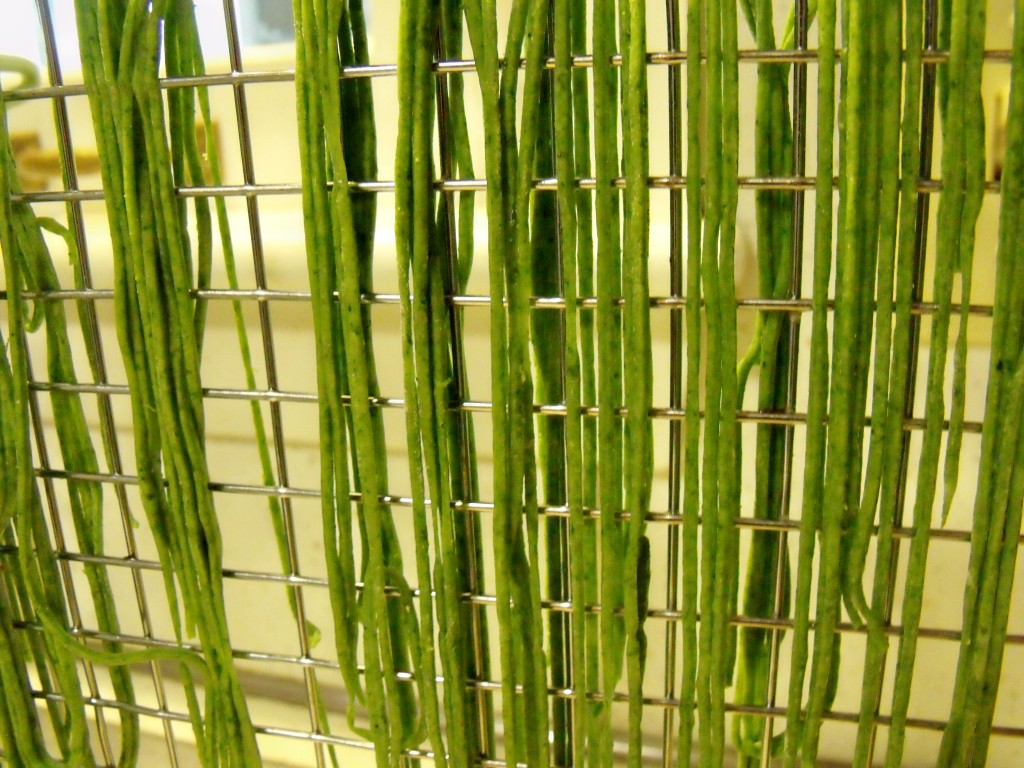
{"left": 2, "top": 0, "right": 1023, "bottom": 766}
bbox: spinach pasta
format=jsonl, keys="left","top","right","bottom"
{"left": 0, "top": 1, "right": 1022, "bottom": 766}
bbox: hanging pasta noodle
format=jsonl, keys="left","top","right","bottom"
{"left": 1, "top": 78, "right": 140, "bottom": 767}
{"left": 394, "top": 0, "right": 478, "bottom": 765}
{"left": 938, "top": 2, "right": 1024, "bottom": 764}
{"left": 73, "top": 1, "right": 260, "bottom": 764}
{"left": 0, "top": 2, "right": 1022, "bottom": 767}
{"left": 293, "top": 2, "right": 425, "bottom": 765}
{"left": 733, "top": 4, "right": 816, "bottom": 762}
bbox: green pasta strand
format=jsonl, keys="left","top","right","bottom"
{"left": 696, "top": 0, "right": 728, "bottom": 761}
{"left": 512, "top": 6, "right": 553, "bottom": 766}
{"left": 940, "top": 0, "right": 987, "bottom": 528}
{"left": 591, "top": 1, "right": 627, "bottom": 765}
{"left": 436, "top": 3, "right": 493, "bottom": 757}
{"left": 968, "top": 364, "right": 1024, "bottom": 767}
{"left": 849, "top": 0, "right": 926, "bottom": 763}
{"left": 799, "top": 0, "right": 877, "bottom": 759}
{"left": 784, "top": 0, "right": 836, "bottom": 764}
{"left": 716, "top": 0, "right": 741, "bottom": 693}
{"left": 296, "top": 1, "right": 424, "bottom": 763}
{"left": 1, "top": 86, "right": 142, "bottom": 766}
{"left": 532, "top": 27, "right": 572, "bottom": 767}
{"left": 679, "top": 0, "right": 703, "bottom": 762}
{"left": 1, "top": 83, "right": 90, "bottom": 768}
{"left": 895, "top": 3, "right": 986, "bottom": 766}
{"left": 1, "top": 5, "right": 1020, "bottom": 768}
{"left": 939, "top": 2, "right": 1024, "bottom": 762}
{"left": 841, "top": 0, "right": 896, "bottom": 631}
{"left": 394, "top": 1, "right": 450, "bottom": 765}
{"left": 567, "top": 5, "right": 603, "bottom": 758}
{"left": 847, "top": 1, "right": 907, "bottom": 760}
{"left": 732, "top": 0, "right": 795, "bottom": 755}
{"left": 461, "top": 1, "right": 520, "bottom": 762}
{"left": 620, "top": 0, "right": 652, "bottom": 765}
{"left": 71, "top": 2, "right": 261, "bottom": 763}
{"left": 552, "top": 0, "right": 588, "bottom": 764}
{"left": 292, "top": 0, "right": 363, "bottom": 715}
{"left": 965, "top": 19, "right": 1024, "bottom": 751}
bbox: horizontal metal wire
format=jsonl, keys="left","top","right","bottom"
{"left": 28, "top": 684, "right": 1024, "bottom": 746}
{"left": 2, "top": 47, "right": 1014, "bottom": 105}
{"left": 17, "top": 617, "right": 1024, "bottom": 724}
{"left": 7, "top": 174, "right": 1004, "bottom": 204}
{"left": 27, "top": 687, "right": 387, "bottom": 754}
{"left": 19, "top": 547, "right": 1023, "bottom": 647}
{"left": 23, "top": 467, "right": 1019, "bottom": 544}
{"left": 16, "top": 630, "right": 1024, "bottom": 743}
{"left": 26, "top": 379, "right": 987, "bottom": 434}
{"left": 11, "top": 286, "right": 999, "bottom": 320}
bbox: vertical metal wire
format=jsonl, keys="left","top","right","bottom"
{"left": 757, "top": 1, "right": 810, "bottom": 765}
{"left": 23, "top": 351, "right": 117, "bottom": 766}
{"left": 661, "top": 0, "right": 685, "bottom": 765}
{"left": 31, "top": 1, "right": 182, "bottom": 763}
{"left": 219, "top": 4, "right": 328, "bottom": 767}
{"left": 863, "top": 0, "right": 942, "bottom": 761}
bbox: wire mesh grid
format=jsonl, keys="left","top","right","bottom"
{"left": 1, "top": 0, "right": 1023, "bottom": 766}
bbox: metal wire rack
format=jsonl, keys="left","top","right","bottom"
{"left": 2, "top": 0, "right": 1023, "bottom": 766}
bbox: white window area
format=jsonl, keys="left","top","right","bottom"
{"left": 0, "top": 0, "right": 300, "bottom": 85}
